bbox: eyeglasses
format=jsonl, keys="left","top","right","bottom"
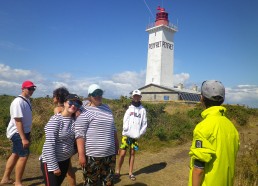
{"left": 27, "top": 87, "right": 36, "bottom": 91}
{"left": 68, "top": 100, "right": 81, "bottom": 108}
{"left": 90, "top": 89, "right": 103, "bottom": 97}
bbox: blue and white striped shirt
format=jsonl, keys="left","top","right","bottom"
{"left": 75, "top": 104, "right": 116, "bottom": 157}
{"left": 41, "top": 113, "right": 76, "bottom": 172}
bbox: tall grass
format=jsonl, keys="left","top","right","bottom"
{"left": 234, "top": 133, "right": 258, "bottom": 186}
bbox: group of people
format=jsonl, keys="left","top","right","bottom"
{"left": 0, "top": 81, "right": 148, "bottom": 186}
{"left": 0, "top": 79, "right": 239, "bottom": 186}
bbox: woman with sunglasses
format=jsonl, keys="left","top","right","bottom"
{"left": 40, "top": 94, "right": 82, "bottom": 186}
{"left": 52, "top": 87, "right": 77, "bottom": 186}
{"left": 75, "top": 84, "right": 119, "bottom": 186}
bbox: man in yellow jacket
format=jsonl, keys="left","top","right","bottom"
{"left": 188, "top": 80, "right": 239, "bottom": 186}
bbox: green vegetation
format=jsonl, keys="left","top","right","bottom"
{"left": 0, "top": 95, "right": 257, "bottom": 185}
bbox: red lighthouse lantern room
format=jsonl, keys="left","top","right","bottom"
{"left": 155, "top": 6, "right": 169, "bottom": 26}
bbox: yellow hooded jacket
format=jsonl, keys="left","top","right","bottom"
{"left": 188, "top": 106, "right": 239, "bottom": 186}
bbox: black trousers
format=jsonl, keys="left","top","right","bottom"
{"left": 40, "top": 158, "right": 70, "bottom": 186}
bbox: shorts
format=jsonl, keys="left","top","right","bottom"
{"left": 119, "top": 136, "right": 139, "bottom": 151}
{"left": 82, "top": 155, "right": 116, "bottom": 186}
{"left": 11, "top": 133, "right": 30, "bottom": 157}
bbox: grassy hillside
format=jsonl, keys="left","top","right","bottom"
{"left": 0, "top": 95, "right": 257, "bottom": 185}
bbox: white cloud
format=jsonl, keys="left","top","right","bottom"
{"left": 0, "top": 64, "right": 44, "bottom": 82}
{"left": 0, "top": 64, "right": 45, "bottom": 96}
{"left": 55, "top": 73, "right": 72, "bottom": 79}
{"left": 0, "top": 64, "right": 257, "bottom": 108}
{"left": 225, "top": 85, "right": 258, "bottom": 108}
{"left": 105, "top": 70, "right": 146, "bottom": 97}
{"left": 173, "top": 72, "right": 190, "bottom": 85}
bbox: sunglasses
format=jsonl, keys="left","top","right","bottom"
{"left": 68, "top": 100, "right": 81, "bottom": 108}
{"left": 90, "top": 89, "right": 103, "bottom": 97}
{"left": 27, "top": 87, "right": 36, "bottom": 91}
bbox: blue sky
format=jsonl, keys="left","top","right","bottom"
{"left": 0, "top": 0, "right": 258, "bottom": 108}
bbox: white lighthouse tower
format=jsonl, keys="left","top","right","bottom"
{"left": 145, "top": 6, "right": 178, "bottom": 88}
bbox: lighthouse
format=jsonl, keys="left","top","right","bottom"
{"left": 145, "top": 6, "right": 178, "bottom": 88}
{"left": 133, "top": 6, "right": 200, "bottom": 102}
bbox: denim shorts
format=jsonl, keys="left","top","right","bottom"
{"left": 11, "top": 133, "right": 31, "bottom": 157}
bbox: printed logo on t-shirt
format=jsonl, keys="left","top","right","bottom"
{"left": 196, "top": 140, "right": 202, "bottom": 148}
{"left": 130, "top": 112, "right": 141, "bottom": 118}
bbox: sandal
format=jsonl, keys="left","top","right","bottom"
{"left": 129, "top": 174, "right": 136, "bottom": 181}
{"left": 114, "top": 173, "right": 120, "bottom": 179}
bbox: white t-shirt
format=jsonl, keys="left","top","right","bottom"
{"left": 6, "top": 95, "right": 32, "bottom": 139}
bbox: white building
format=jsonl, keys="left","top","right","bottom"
{"left": 135, "top": 6, "right": 200, "bottom": 102}
{"left": 145, "top": 6, "right": 177, "bottom": 88}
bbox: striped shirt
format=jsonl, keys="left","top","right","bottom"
{"left": 41, "top": 113, "right": 76, "bottom": 172}
{"left": 75, "top": 104, "right": 116, "bottom": 157}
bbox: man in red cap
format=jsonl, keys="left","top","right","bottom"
{"left": 1, "top": 80, "right": 36, "bottom": 186}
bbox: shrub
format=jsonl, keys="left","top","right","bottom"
{"left": 0, "top": 95, "right": 15, "bottom": 136}
{"left": 224, "top": 104, "right": 258, "bottom": 126}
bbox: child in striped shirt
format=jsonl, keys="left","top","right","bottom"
{"left": 40, "top": 94, "right": 82, "bottom": 186}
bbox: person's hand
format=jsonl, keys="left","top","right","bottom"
{"left": 78, "top": 154, "right": 86, "bottom": 168}
{"left": 22, "top": 139, "right": 30, "bottom": 148}
{"left": 54, "top": 169, "right": 61, "bottom": 176}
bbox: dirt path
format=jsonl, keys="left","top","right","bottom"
{"left": 1, "top": 122, "right": 257, "bottom": 186}
{"left": 0, "top": 142, "right": 191, "bottom": 186}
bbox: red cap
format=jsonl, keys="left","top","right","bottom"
{"left": 22, "top": 80, "right": 36, "bottom": 89}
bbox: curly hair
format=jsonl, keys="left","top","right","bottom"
{"left": 53, "top": 87, "right": 69, "bottom": 104}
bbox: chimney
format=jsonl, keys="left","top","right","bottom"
{"left": 178, "top": 83, "right": 184, "bottom": 89}
{"left": 192, "top": 84, "right": 198, "bottom": 91}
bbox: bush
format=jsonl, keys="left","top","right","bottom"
{"left": 224, "top": 104, "right": 258, "bottom": 126}
{"left": 0, "top": 95, "right": 15, "bottom": 136}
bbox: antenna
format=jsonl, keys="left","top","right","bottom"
{"left": 143, "top": 0, "right": 155, "bottom": 19}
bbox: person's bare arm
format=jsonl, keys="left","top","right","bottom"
{"left": 192, "top": 167, "right": 204, "bottom": 186}
{"left": 15, "top": 118, "right": 29, "bottom": 148}
{"left": 76, "top": 138, "right": 86, "bottom": 167}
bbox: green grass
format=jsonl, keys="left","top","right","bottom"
{"left": 0, "top": 95, "right": 257, "bottom": 185}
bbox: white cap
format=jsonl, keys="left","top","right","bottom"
{"left": 88, "top": 84, "right": 101, "bottom": 95}
{"left": 132, "top": 89, "right": 141, "bottom": 96}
